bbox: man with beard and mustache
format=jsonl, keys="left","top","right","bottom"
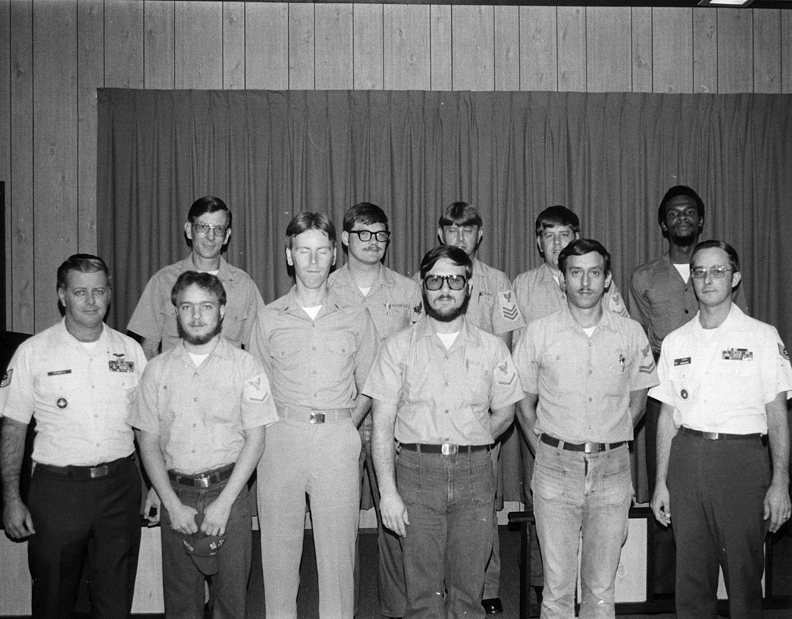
{"left": 132, "top": 271, "right": 277, "bottom": 617}
{"left": 629, "top": 186, "right": 748, "bottom": 594}
{"left": 365, "top": 245, "right": 523, "bottom": 618}
{"left": 513, "top": 239, "right": 657, "bottom": 618}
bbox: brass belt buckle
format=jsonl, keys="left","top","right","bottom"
{"left": 441, "top": 443, "right": 458, "bottom": 456}
{"left": 90, "top": 465, "right": 109, "bottom": 478}
{"left": 310, "top": 411, "right": 326, "bottom": 424}
{"left": 195, "top": 475, "right": 210, "bottom": 489}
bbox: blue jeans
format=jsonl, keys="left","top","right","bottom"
{"left": 533, "top": 440, "right": 632, "bottom": 619}
{"left": 398, "top": 447, "right": 495, "bottom": 619}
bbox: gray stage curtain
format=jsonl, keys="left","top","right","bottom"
{"left": 98, "top": 89, "right": 792, "bottom": 502}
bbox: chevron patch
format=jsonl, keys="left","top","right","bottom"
{"left": 639, "top": 361, "right": 656, "bottom": 374}
{"left": 495, "top": 360, "right": 517, "bottom": 385}
{"left": 0, "top": 369, "right": 11, "bottom": 388}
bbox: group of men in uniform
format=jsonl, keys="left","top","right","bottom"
{"left": 1, "top": 187, "right": 790, "bottom": 619}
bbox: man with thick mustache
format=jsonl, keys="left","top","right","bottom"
{"left": 366, "top": 245, "right": 522, "bottom": 618}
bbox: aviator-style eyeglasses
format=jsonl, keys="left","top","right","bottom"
{"left": 192, "top": 223, "right": 229, "bottom": 237}
{"left": 349, "top": 230, "right": 391, "bottom": 242}
{"left": 690, "top": 265, "right": 732, "bottom": 279}
{"left": 423, "top": 274, "right": 468, "bottom": 291}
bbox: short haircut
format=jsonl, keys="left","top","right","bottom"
{"left": 188, "top": 195, "right": 232, "bottom": 229}
{"left": 170, "top": 271, "right": 227, "bottom": 307}
{"left": 57, "top": 254, "right": 110, "bottom": 290}
{"left": 558, "top": 239, "right": 611, "bottom": 276}
{"left": 285, "top": 211, "right": 337, "bottom": 248}
{"left": 691, "top": 239, "right": 740, "bottom": 273}
{"left": 438, "top": 201, "right": 483, "bottom": 228}
{"left": 658, "top": 185, "right": 704, "bottom": 226}
{"left": 343, "top": 202, "right": 389, "bottom": 233}
{"left": 419, "top": 245, "right": 473, "bottom": 281}
{"left": 535, "top": 205, "right": 580, "bottom": 237}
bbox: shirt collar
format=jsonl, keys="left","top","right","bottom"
{"left": 417, "top": 314, "right": 481, "bottom": 348}
{"left": 279, "top": 285, "right": 344, "bottom": 318}
{"left": 180, "top": 255, "right": 234, "bottom": 280}
{"left": 555, "top": 303, "right": 618, "bottom": 335}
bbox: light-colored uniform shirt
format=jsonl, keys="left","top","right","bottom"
{"left": 249, "top": 287, "right": 379, "bottom": 411}
{"left": 629, "top": 252, "right": 748, "bottom": 356}
{"left": 130, "top": 336, "right": 278, "bottom": 474}
{"left": 513, "top": 307, "right": 658, "bottom": 443}
{"left": 364, "top": 316, "right": 523, "bottom": 445}
{"left": 0, "top": 320, "right": 146, "bottom": 466}
{"left": 648, "top": 304, "right": 792, "bottom": 434}
{"left": 128, "top": 255, "right": 265, "bottom": 351}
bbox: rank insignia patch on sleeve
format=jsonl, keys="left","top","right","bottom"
{"left": 0, "top": 369, "right": 12, "bottom": 388}
{"left": 780, "top": 343, "right": 789, "bottom": 361}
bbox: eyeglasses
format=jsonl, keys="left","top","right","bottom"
{"left": 192, "top": 223, "right": 229, "bottom": 237}
{"left": 690, "top": 265, "right": 732, "bottom": 279}
{"left": 349, "top": 230, "right": 391, "bottom": 242}
{"left": 423, "top": 274, "right": 468, "bottom": 291}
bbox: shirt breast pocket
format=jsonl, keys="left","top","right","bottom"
{"left": 324, "top": 333, "right": 356, "bottom": 362}
{"left": 35, "top": 373, "right": 79, "bottom": 413}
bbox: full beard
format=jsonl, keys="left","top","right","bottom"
{"left": 423, "top": 291, "right": 471, "bottom": 323}
{"left": 177, "top": 317, "right": 223, "bottom": 346}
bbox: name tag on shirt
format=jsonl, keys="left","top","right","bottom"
{"left": 722, "top": 348, "right": 753, "bottom": 361}
{"left": 674, "top": 357, "right": 691, "bottom": 366}
{"left": 47, "top": 369, "right": 72, "bottom": 376}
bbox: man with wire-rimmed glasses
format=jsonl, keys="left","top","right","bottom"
{"left": 366, "top": 245, "right": 522, "bottom": 618}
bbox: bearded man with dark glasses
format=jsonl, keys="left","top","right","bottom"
{"left": 365, "top": 245, "right": 523, "bottom": 618}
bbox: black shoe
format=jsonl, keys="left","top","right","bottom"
{"left": 481, "top": 598, "right": 504, "bottom": 614}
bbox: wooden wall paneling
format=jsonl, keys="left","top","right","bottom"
{"left": 33, "top": 0, "right": 78, "bottom": 330}
{"left": 104, "top": 0, "right": 144, "bottom": 88}
{"left": 8, "top": 0, "right": 33, "bottom": 333}
{"left": 521, "top": 6, "right": 558, "bottom": 92}
{"left": 692, "top": 8, "right": 717, "bottom": 92}
{"left": 353, "top": 4, "right": 384, "bottom": 89}
{"left": 494, "top": 6, "right": 519, "bottom": 91}
{"left": 223, "top": 2, "right": 245, "bottom": 89}
{"left": 586, "top": 7, "right": 632, "bottom": 92}
{"left": 0, "top": 0, "right": 9, "bottom": 330}
{"left": 246, "top": 2, "right": 288, "bottom": 89}
{"left": 430, "top": 5, "right": 452, "bottom": 90}
{"left": 143, "top": 0, "right": 174, "bottom": 89}
{"left": 175, "top": 1, "right": 223, "bottom": 88}
{"left": 783, "top": 11, "right": 792, "bottom": 94}
{"left": 652, "top": 8, "right": 692, "bottom": 93}
{"left": 452, "top": 5, "right": 495, "bottom": 91}
{"left": 77, "top": 0, "right": 103, "bottom": 254}
{"left": 753, "top": 9, "right": 781, "bottom": 94}
{"left": 315, "top": 4, "right": 353, "bottom": 89}
{"left": 384, "top": 5, "right": 430, "bottom": 90}
{"left": 557, "top": 6, "right": 585, "bottom": 91}
{"left": 288, "top": 3, "right": 315, "bottom": 89}
{"left": 631, "top": 7, "right": 652, "bottom": 93}
{"left": 717, "top": 9, "right": 753, "bottom": 93}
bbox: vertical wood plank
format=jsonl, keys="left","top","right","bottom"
{"left": 354, "top": 4, "right": 384, "bottom": 89}
{"left": 753, "top": 9, "right": 780, "bottom": 94}
{"left": 384, "top": 4, "right": 430, "bottom": 90}
{"left": 631, "top": 7, "right": 652, "bottom": 93}
{"left": 175, "top": 1, "right": 223, "bottom": 89}
{"left": 557, "top": 6, "right": 585, "bottom": 92}
{"left": 144, "top": 0, "right": 174, "bottom": 89}
{"left": 521, "top": 6, "right": 558, "bottom": 92}
{"left": 223, "top": 2, "right": 245, "bottom": 89}
{"left": 452, "top": 5, "right": 494, "bottom": 91}
{"left": 430, "top": 5, "right": 452, "bottom": 90}
{"left": 783, "top": 11, "right": 792, "bottom": 94}
{"left": 33, "top": 0, "right": 78, "bottom": 330}
{"left": 315, "top": 4, "right": 353, "bottom": 89}
{"left": 246, "top": 2, "right": 288, "bottom": 89}
{"left": 77, "top": 0, "right": 103, "bottom": 254}
{"left": 693, "top": 8, "right": 717, "bottom": 92}
{"left": 586, "top": 7, "right": 631, "bottom": 92}
{"left": 717, "top": 8, "right": 753, "bottom": 93}
{"left": 104, "top": 0, "right": 143, "bottom": 88}
{"left": 494, "top": 6, "right": 519, "bottom": 91}
{"left": 652, "top": 8, "right": 692, "bottom": 93}
{"left": 289, "top": 3, "right": 315, "bottom": 89}
{"left": 0, "top": 0, "right": 12, "bottom": 330}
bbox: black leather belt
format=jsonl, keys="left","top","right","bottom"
{"left": 168, "top": 464, "right": 234, "bottom": 488}
{"left": 680, "top": 427, "right": 764, "bottom": 441}
{"left": 400, "top": 443, "right": 491, "bottom": 456}
{"left": 540, "top": 434, "right": 627, "bottom": 453}
{"left": 35, "top": 454, "right": 134, "bottom": 480}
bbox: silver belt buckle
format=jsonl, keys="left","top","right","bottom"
{"left": 310, "top": 411, "right": 326, "bottom": 424}
{"left": 195, "top": 474, "right": 211, "bottom": 489}
{"left": 584, "top": 442, "right": 595, "bottom": 454}
{"left": 90, "top": 465, "right": 109, "bottom": 478}
{"left": 705, "top": 432, "right": 719, "bottom": 440}
{"left": 441, "top": 443, "right": 458, "bottom": 456}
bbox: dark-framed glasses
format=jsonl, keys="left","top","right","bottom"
{"left": 349, "top": 230, "right": 391, "bottom": 242}
{"left": 423, "top": 274, "right": 468, "bottom": 291}
{"left": 193, "top": 222, "right": 228, "bottom": 237}
{"left": 690, "top": 265, "right": 732, "bottom": 279}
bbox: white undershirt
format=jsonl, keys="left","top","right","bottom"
{"left": 188, "top": 352, "right": 210, "bottom": 366}
{"left": 436, "top": 332, "right": 460, "bottom": 350}
{"left": 582, "top": 326, "right": 596, "bottom": 337}
{"left": 79, "top": 340, "right": 100, "bottom": 353}
{"left": 357, "top": 285, "right": 372, "bottom": 296}
{"left": 302, "top": 305, "right": 322, "bottom": 320}
{"left": 673, "top": 263, "right": 691, "bottom": 283}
